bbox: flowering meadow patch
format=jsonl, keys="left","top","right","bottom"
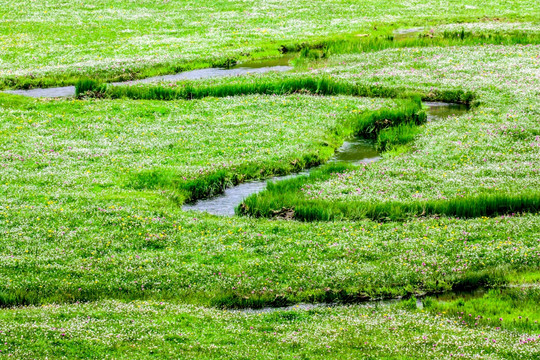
{"left": 435, "top": 22, "right": 540, "bottom": 33}
{"left": 0, "top": 300, "right": 538, "bottom": 359}
{"left": 1, "top": 1, "right": 539, "bottom": 88}
{"left": 0, "top": 94, "right": 395, "bottom": 200}
{"left": 1, "top": 195, "right": 539, "bottom": 306}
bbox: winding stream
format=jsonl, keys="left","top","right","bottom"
{"left": 4, "top": 55, "right": 486, "bottom": 313}
{"left": 5, "top": 59, "right": 469, "bottom": 217}
{"left": 4, "top": 55, "right": 294, "bottom": 98}
{"left": 183, "top": 102, "right": 469, "bottom": 216}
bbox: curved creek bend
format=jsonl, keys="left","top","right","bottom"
{"left": 4, "top": 55, "right": 294, "bottom": 98}
{"left": 5, "top": 60, "right": 469, "bottom": 217}
{"left": 183, "top": 102, "right": 469, "bottom": 216}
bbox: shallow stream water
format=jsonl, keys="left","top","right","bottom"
{"left": 183, "top": 102, "right": 469, "bottom": 216}
{"left": 235, "top": 287, "right": 487, "bottom": 314}
{"left": 4, "top": 55, "right": 294, "bottom": 98}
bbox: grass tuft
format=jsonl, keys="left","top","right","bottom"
{"left": 239, "top": 185, "right": 540, "bottom": 221}
{"left": 75, "top": 79, "right": 106, "bottom": 97}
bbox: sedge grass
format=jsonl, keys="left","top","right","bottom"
{"left": 239, "top": 175, "right": 540, "bottom": 221}
{"left": 80, "top": 76, "right": 475, "bottom": 105}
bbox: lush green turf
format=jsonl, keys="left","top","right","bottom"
{"left": 2, "top": 0, "right": 539, "bottom": 89}
{"left": 0, "top": 299, "right": 538, "bottom": 359}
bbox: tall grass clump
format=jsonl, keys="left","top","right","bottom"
{"left": 353, "top": 96, "right": 426, "bottom": 137}
{"left": 97, "top": 77, "right": 474, "bottom": 105}
{"left": 239, "top": 187, "right": 540, "bottom": 221}
{"left": 439, "top": 29, "right": 540, "bottom": 45}
{"left": 75, "top": 79, "right": 106, "bottom": 97}
{"left": 376, "top": 122, "right": 423, "bottom": 151}
{"left": 296, "top": 30, "right": 540, "bottom": 59}
{"left": 423, "top": 287, "right": 540, "bottom": 332}
{"left": 105, "top": 77, "right": 383, "bottom": 100}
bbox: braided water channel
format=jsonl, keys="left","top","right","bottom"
{"left": 183, "top": 102, "right": 470, "bottom": 216}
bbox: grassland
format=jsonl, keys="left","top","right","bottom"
{"left": 7, "top": 93, "right": 537, "bottom": 308}
{"left": 0, "top": 295, "right": 539, "bottom": 359}
{"left": 1, "top": 0, "right": 540, "bottom": 358}
{"left": 2, "top": 1, "right": 540, "bottom": 89}
{"left": 0, "top": 93, "right": 403, "bottom": 204}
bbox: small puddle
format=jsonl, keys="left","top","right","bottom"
{"left": 433, "top": 287, "right": 487, "bottom": 302}
{"left": 183, "top": 102, "right": 470, "bottom": 216}
{"left": 393, "top": 27, "right": 424, "bottom": 40}
{"left": 4, "top": 55, "right": 294, "bottom": 98}
{"left": 235, "top": 298, "right": 406, "bottom": 314}
{"left": 424, "top": 101, "right": 470, "bottom": 119}
{"left": 235, "top": 302, "right": 338, "bottom": 314}
{"left": 394, "top": 27, "right": 424, "bottom": 35}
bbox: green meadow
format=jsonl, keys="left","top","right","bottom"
{"left": 1, "top": 0, "right": 539, "bottom": 88}
{"left": 1, "top": 0, "right": 540, "bottom": 358}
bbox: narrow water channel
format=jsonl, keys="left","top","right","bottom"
{"left": 4, "top": 55, "right": 294, "bottom": 98}
{"left": 6, "top": 59, "right": 469, "bottom": 217}
{"left": 236, "top": 287, "right": 488, "bottom": 314}
{"left": 183, "top": 102, "right": 469, "bottom": 216}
